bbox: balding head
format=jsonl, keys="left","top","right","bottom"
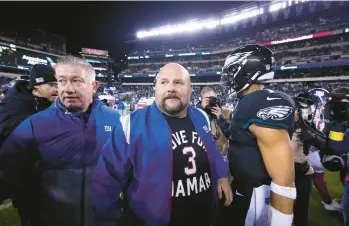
{"left": 155, "top": 63, "right": 192, "bottom": 117}
{"left": 157, "top": 63, "right": 191, "bottom": 84}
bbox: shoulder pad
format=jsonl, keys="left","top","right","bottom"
{"left": 238, "top": 90, "right": 295, "bottom": 131}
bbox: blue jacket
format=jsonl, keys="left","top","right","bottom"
{"left": 0, "top": 97, "right": 121, "bottom": 226}
{"left": 93, "top": 102, "right": 229, "bottom": 226}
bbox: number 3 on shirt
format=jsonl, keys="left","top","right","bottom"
{"left": 183, "top": 147, "right": 196, "bottom": 175}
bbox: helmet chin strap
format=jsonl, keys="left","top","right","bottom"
{"left": 256, "top": 71, "right": 275, "bottom": 81}
{"left": 222, "top": 85, "right": 238, "bottom": 103}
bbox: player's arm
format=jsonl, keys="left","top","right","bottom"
{"left": 215, "top": 108, "right": 232, "bottom": 138}
{"left": 249, "top": 124, "right": 296, "bottom": 225}
{"left": 92, "top": 116, "right": 131, "bottom": 226}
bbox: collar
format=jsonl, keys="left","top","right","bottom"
{"left": 33, "top": 95, "right": 53, "bottom": 112}
{"left": 238, "top": 89, "right": 262, "bottom": 103}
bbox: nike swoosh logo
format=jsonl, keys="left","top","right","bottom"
{"left": 267, "top": 97, "right": 281, "bottom": 101}
{"left": 235, "top": 191, "right": 244, "bottom": 196}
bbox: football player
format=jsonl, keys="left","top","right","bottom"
{"left": 306, "top": 89, "right": 343, "bottom": 211}
{"left": 220, "top": 44, "right": 296, "bottom": 226}
{"left": 292, "top": 91, "right": 318, "bottom": 226}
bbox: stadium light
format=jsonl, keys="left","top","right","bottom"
{"left": 220, "top": 8, "right": 263, "bottom": 25}
{"left": 136, "top": 0, "right": 305, "bottom": 39}
{"left": 136, "top": 19, "right": 220, "bottom": 38}
{"left": 260, "top": 8, "right": 264, "bottom": 14}
{"left": 269, "top": 2, "right": 287, "bottom": 12}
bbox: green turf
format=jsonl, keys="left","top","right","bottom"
{"left": 309, "top": 171, "right": 344, "bottom": 226}
{"left": 0, "top": 170, "right": 345, "bottom": 226}
{"left": 0, "top": 200, "right": 20, "bottom": 226}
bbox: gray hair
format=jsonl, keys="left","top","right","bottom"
{"left": 56, "top": 55, "right": 96, "bottom": 81}
{"left": 200, "top": 86, "right": 216, "bottom": 97}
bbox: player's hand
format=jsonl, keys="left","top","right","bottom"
{"left": 211, "top": 105, "right": 222, "bottom": 119}
{"left": 217, "top": 178, "right": 233, "bottom": 206}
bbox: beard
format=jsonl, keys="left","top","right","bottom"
{"left": 160, "top": 97, "right": 186, "bottom": 116}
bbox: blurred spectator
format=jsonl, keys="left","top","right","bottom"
{"left": 0, "top": 64, "right": 57, "bottom": 226}
{"left": 116, "top": 96, "right": 126, "bottom": 116}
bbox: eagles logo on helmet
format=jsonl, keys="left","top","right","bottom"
{"left": 221, "top": 44, "right": 275, "bottom": 95}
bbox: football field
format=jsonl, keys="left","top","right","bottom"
{"left": 0, "top": 170, "right": 345, "bottom": 226}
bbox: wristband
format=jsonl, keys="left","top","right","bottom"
{"left": 270, "top": 181, "right": 297, "bottom": 200}
{"left": 268, "top": 206, "right": 293, "bottom": 226}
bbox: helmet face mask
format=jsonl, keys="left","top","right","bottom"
{"left": 222, "top": 64, "right": 244, "bottom": 92}
{"left": 300, "top": 107, "right": 313, "bottom": 122}
{"left": 221, "top": 44, "right": 275, "bottom": 94}
{"left": 294, "top": 91, "right": 318, "bottom": 123}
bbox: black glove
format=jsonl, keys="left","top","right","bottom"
{"left": 322, "top": 154, "right": 345, "bottom": 172}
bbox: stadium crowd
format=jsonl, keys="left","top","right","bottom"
{"left": 129, "top": 16, "right": 349, "bottom": 56}
{"left": 105, "top": 80, "right": 349, "bottom": 107}
{"left": 0, "top": 30, "right": 66, "bottom": 55}
{"left": 124, "top": 37, "right": 349, "bottom": 75}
